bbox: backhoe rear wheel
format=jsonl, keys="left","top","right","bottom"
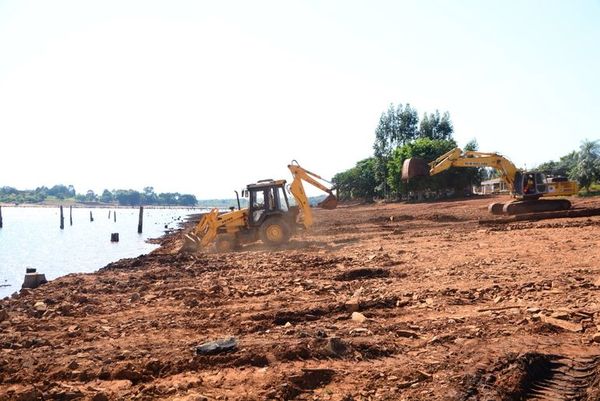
{"left": 215, "top": 235, "right": 238, "bottom": 253}
{"left": 260, "top": 218, "right": 290, "bottom": 246}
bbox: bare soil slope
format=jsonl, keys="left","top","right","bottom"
{"left": 2, "top": 195, "right": 600, "bottom": 401}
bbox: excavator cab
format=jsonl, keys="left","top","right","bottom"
{"left": 513, "top": 172, "right": 547, "bottom": 198}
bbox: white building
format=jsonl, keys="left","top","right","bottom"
{"left": 473, "top": 178, "right": 509, "bottom": 195}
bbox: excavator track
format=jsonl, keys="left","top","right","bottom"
{"left": 462, "top": 353, "right": 600, "bottom": 401}
{"left": 509, "top": 354, "right": 600, "bottom": 401}
{"left": 522, "top": 355, "right": 599, "bottom": 401}
{"left": 501, "top": 199, "right": 571, "bottom": 215}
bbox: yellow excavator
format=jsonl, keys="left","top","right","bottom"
{"left": 180, "top": 161, "right": 337, "bottom": 252}
{"left": 402, "top": 148, "right": 579, "bottom": 214}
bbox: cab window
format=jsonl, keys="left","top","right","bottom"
{"left": 252, "top": 190, "right": 265, "bottom": 209}
{"left": 251, "top": 190, "right": 265, "bottom": 223}
{"left": 276, "top": 187, "right": 289, "bottom": 212}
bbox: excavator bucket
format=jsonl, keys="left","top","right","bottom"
{"left": 401, "top": 158, "right": 430, "bottom": 181}
{"left": 318, "top": 193, "right": 338, "bottom": 210}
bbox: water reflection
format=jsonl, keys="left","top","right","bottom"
{"left": 0, "top": 207, "right": 200, "bottom": 298}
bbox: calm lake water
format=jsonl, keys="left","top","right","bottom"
{"left": 0, "top": 206, "right": 203, "bottom": 298}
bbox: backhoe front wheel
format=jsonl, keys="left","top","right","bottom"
{"left": 259, "top": 218, "right": 290, "bottom": 246}
{"left": 215, "top": 235, "right": 238, "bottom": 253}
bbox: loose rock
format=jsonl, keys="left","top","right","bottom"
{"left": 195, "top": 337, "right": 238, "bottom": 355}
{"left": 351, "top": 312, "right": 367, "bottom": 323}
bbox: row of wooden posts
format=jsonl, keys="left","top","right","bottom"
{"left": 0, "top": 205, "right": 143, "bottom": 234}
{"left": 57, "top": 205, "right": 144, "bottom": 233}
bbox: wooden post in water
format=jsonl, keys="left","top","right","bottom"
{"left": 90, "top": 211, "right": 94, "bottom": 222}
{"left": 0, "top": 205, "right": 3, "bottom": 228}
{"left": 60, "top": 206, "right": 64, "bottom": 229}
{"left": 114, "top": 210, "right": 116, "bottom": 222}
{"left": 69, "top": 206, "right": 73, "bottom": 226}
{"left": 137, "top": 206, "right": 144, "bottom": 233}
{"left": 108, "top": 210, "right": 111, "bottom": 219}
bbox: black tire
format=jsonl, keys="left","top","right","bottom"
{"left": 259, "top": 218, "right": 290, "bottom": 246}
{"left": 215, "top": 235, "right": 237, "bottom": 253}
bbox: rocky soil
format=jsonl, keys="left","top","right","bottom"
{"left": 1, "top": 195, "right": 600, "bottom": 400}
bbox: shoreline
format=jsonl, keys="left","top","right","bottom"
{"left": 0, "top": 208, "right": 198, "bottom": 299}
{"left": 0, "top": 203, "right": 213, "bottom": 210}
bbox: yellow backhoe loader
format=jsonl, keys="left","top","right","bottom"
{"left": 402, "top": 148, "right": 579, "bottom": 215}
{"left": 180, "top": 161, "right": 337, "bottom": 253}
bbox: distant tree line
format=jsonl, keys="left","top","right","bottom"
{"left": 536, "top": 139, "right": 600, "bottom": 192}
{"left": 0, "top": 185, "right": 198, "bottom": 206}
{"left": 333, "top": 103, "right": 481, "bottom": 201}
{"left": 333, "top": 102, "right": 600, "bottom": 202}
{"left": 0, "top": 184, "right": 76, "bottom": 204}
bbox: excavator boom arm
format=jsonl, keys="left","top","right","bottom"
{"left": 428, "top": 148, "right": 519, "bottom": 188}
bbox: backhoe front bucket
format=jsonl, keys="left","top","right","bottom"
{"left": 180, "top": 232, "right": 202, "bottom": 253}
{"left": 318, "top": 194, "right": 338, "bottom": 210}
{"left": 401, "top": 158, "right": 430, "bottom": 181}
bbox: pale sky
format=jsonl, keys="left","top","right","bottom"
{"left": 1, "top": 1, "right": 599, "bottom": 198}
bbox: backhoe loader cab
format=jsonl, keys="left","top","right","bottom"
{"left": 244, "top": 180, "right": 300, "bottom": 245}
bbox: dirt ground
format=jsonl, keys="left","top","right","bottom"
{"left": 2, "top": 195, "right": 600, "bottom": 401}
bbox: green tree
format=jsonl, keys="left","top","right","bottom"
{"left": 84, "top": 190, "right": 97, "bottom": 202}
{"left": 142, "top": 186, "right": 158, "bottom": 205}
{"left": 419, "top": 110, "right": 453, "bottom": 140}
{"left": 570, "top": 139, "right": 600, "bottom": 192}
{"left": 373, "top": 103, "right": 419, "bottom": 196}
{"left": 537, "top": 151, "right": 578, "bottom": 177}
{"left": 0, "top": 186, "right": 18, "bottom": 195}
{"left": 333, "top": 158, "right": 377, "bottom": 202}
{"left": 100, "top": 189, "right": 114, "bottom": 203}
{"left": 114, "top": 189, "right": 141, "bottom": 206}
{"left": 387, "top": 137, "right": 457, "bottom": 197}
{"left": 48, "top": 184, "right": 75, "bottom": 200}
{"left": 178, "top": 194, "right": 198, "bottom": 206}
{"left": 158, "top": 192, "right": 179, "bottom": 205}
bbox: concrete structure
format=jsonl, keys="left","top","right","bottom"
{"left": 22, "top": 268, "right": 48, "bottom": 289}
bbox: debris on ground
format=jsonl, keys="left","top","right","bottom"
{"left": 194, "top": 337, "right": 239, "bottom": 355}
{"left": 1, "top": 195, "right": 599, "bottom": 400}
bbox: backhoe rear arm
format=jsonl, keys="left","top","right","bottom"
{"left": 288, "top": 163, "right": 336, "bottom": 228}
